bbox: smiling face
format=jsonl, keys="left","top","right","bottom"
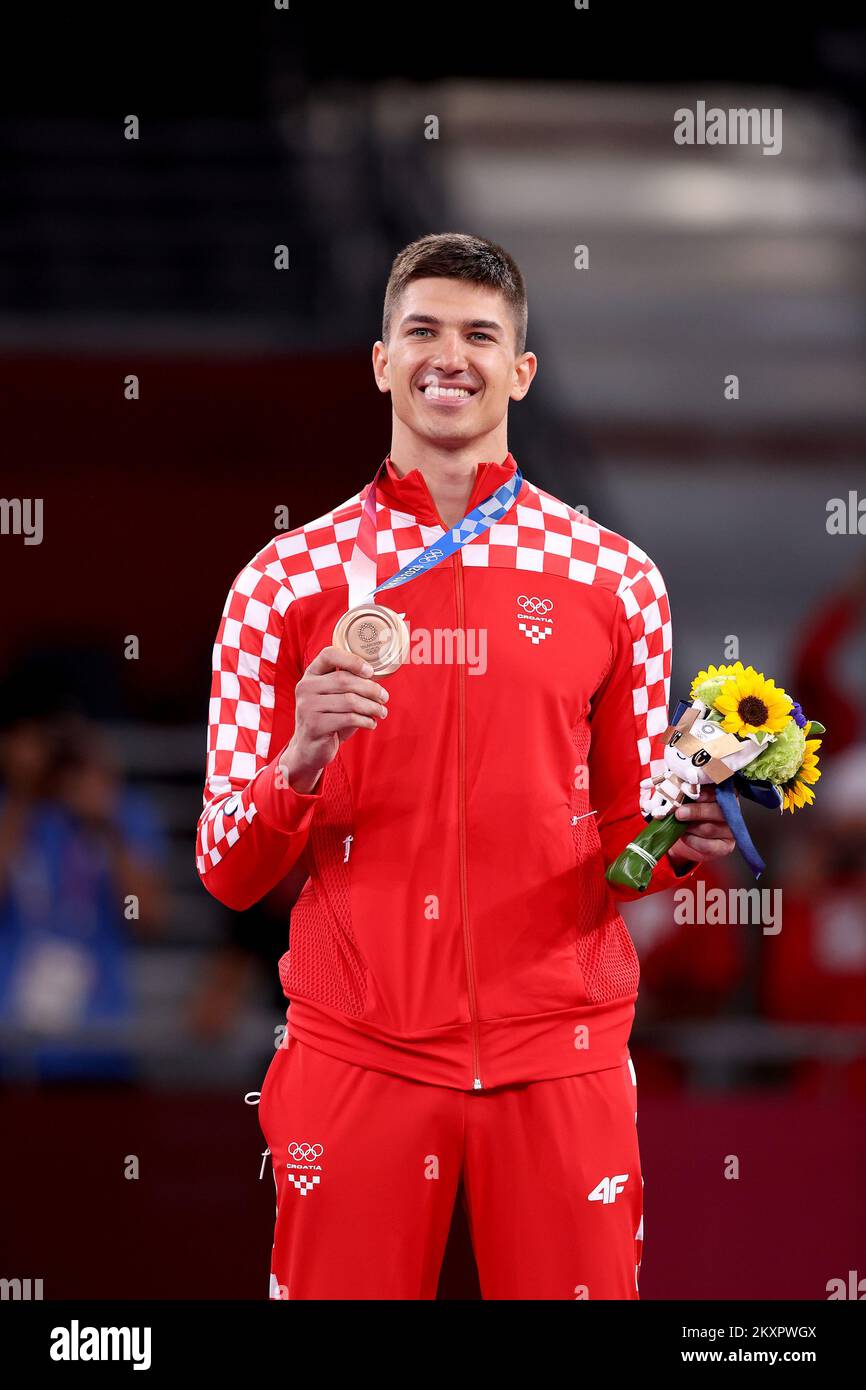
{"left": 667, "top": 719, "right": 730, "bottom": 784}
{"left": 372, "top": 277, "right": 536, "bottom": 450}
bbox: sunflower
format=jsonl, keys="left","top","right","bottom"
{"left": 780, "top": 737, "right": 822, "bottom": 813}
{"left": 714, "top": 666, "right": 792, "bottom": 736}
{"left": 690, "top": 662, "right": 748, "bottom": 710}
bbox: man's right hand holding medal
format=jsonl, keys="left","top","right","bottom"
{"left": 278, "top": 647, "right": 390, "bottom": 794}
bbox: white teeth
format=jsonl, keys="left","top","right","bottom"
{"left": 423, "top": 384, "right": 472, "bottom": 399}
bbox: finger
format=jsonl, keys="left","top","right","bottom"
{"left": 307, "top": 671, "right": 390, "bottom": 703}
{"left": 314, "top": 712, "right": 379, "bottom": 734}
{"left": 670, "top": 836, "right": 703, "bottom": 862}
{"left": 676, "top": 817, "right": 735, "bottom": 842}
{"left": 675, "top": 799, "right": 727, "bottom": 822}
{"left": 312, "top": 692, "right": 388, "bottom": 720}
{"left": 692, "top": 783, "right": 739, "bottom": 804}
{"left": 306, "top": 645, "right": 376, "bottom": 680}
{"left": 680, "top": 833, "right": 735, "bottom": 859}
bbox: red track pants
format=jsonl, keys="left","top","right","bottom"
{"left": 257, "top": 1035, "right": 644, "bottom": 1300}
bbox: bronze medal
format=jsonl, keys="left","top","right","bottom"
{"left": 332, "top": 604, "right": 409, "bottom": 677}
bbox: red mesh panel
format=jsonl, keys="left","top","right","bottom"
{"left": 278, "top": 949, "right": 291, "bottom": 996}
{"left": 572, "top": 720, "right": 640, "bottom": 1003}
{"left": 283, "top": 756, "right": 367, "bottom": 1016}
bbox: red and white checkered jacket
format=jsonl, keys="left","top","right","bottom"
{"left": 196, "top": 454, "right": 696, "bottom": 1090}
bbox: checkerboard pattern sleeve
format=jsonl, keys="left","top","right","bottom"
{"left": 588, "top": 549, "right": 697, "bottom": 901}
{"left": 195, "top": 560, "right": 323, "bottom": 912}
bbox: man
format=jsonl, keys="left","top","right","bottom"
{"left": 196, "top": 233, "right": 734, "bottom": 1300}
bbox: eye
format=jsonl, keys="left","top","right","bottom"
{"left": 669, "top": 731, "right": 682, "bottom": 745}
{"left": 692, "top": 750, "right": 711, "bottom": 767}
{"left": 469, "top": 332, "right": 493, "bottom": 341}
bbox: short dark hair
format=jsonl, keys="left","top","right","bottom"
{"left": 382, "top": 232, "right": 528, "bottom": 355}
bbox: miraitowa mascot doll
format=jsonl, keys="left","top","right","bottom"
{"left": 606, "top": 662, "right": 825, "bottom": 892}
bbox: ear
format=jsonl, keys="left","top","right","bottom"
{"left": 509, "top": 351, "right": 538, "bottom": 401}
{"left": 371, "top": 340, "right": 391, "bottom": 394}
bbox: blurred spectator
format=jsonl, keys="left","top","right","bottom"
{"left": 792, "top": 557, "right": 866, "bottom": 756}
{"left": 761, "top": 744, "right": 866, "bottom": 1093}
{"left": 186, "top": 866, "right": 304, "bottom": 1044}
{"left": 0, "top": 715, "right": 167, "bottom": 1083}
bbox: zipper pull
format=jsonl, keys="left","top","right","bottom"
{"left": 473, "top": 1077, "right": 483, "bottom": 1091}
{"left": 343, "top": 834, "right": 354, "bottom": 863}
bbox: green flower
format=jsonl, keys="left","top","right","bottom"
{"left": 740, "top": 718, "right": 805, "bottom": 785}
{"left": 691, "top": 676, "right": 730, "bottom": 713}
{"left": 690, "top": 662, "right": 746, "bottom": 713}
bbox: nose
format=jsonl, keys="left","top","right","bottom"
{"left": 432, "top": 331, "right": 469, "bottom": 374}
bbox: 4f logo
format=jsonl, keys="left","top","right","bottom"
{"left": 588, "top": 1174, "right": 629, "bottom": 1204}
{"left": 286, "top": 1141, "right": 324, "bottom": 1196}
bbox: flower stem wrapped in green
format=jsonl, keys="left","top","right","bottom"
{"left": 606, "top": 814, "right": 689, "bottom": 892}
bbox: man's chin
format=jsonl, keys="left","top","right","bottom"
{"left": 410, "top": 412, "right": 486, "bottom": 448}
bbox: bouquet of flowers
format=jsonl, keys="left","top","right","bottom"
{"left": 605, "top": 662, "right": 825, "bottom": 892}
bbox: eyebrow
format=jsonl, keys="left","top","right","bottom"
{"left": 399, "top": 313, "right": 504, "bottom": 333}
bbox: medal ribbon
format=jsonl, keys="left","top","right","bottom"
{"left": 347, "top": 458, "right": 523, "bottom": 608}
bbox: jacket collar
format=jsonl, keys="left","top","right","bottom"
{"left": 366, "top": 452, "right": 523, "bottom": 528}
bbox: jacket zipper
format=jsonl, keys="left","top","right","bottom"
{"left": 454, "top": 548, "right": 483, "bottom": 1090}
